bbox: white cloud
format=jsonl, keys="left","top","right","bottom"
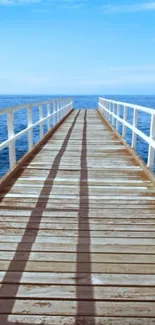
{"left": 52, "top": 0, "right": 87, "bottom": 9}
{"left": 0, "top": 0, "right": 86, "bottom": 7}
{"left": 0, "top": 0, "right": 40, "bottom": 5}
{"left": 109, "top": 65, "right": 155, "bottom": 72}
{"left": 103, "top": 1, "right": 155, "bottom": 14}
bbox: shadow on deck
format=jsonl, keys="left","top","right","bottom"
{"left": 0, "top": 110, "right": 96, "bottom": 325}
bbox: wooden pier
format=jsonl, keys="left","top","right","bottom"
{"left": 0, "top": 101, "right": 155, "bottom": 324}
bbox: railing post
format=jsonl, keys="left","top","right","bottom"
{"left": 56, "top": 101, "right": 58, "bottom": 123}
{"left": 107, "top": 102, "right": 110, "bottom": 121}
{"left": 27, "top": 105, "right": 33, "bottom": 151}
{"left": 98, "top": 98, "right": 101, "bottom": 113}
{"left": 102, "top": 99, "right": 104, "bottom": 117}
{"left": 116, "top": 104, "right": 120, "bottom": 131}
{"left": 69, "top": 100, "right": 72, "bottom": 114}
{"left": 59, "top": 101, "right": 61, "bottom": 120}
{"left": 58, "top": 101, "right": 60, "bottom": 122}
{"left": 112, "top": 103, "right": 115, "bottom": 126}
{"left": 62, "top": 100, "right": 64, "bottom": 118}
{"left": 69, "top": 99, "right": 72, "bottom": 114}
{"left": 47, "top": 102, "right": 51, "bottom": 131}
{"left": 109, "top": 102, "right": 112, "bottom": 123}
{"left": 147, "top": 114, "right": 155, "bottom": 169}
{"left": 7, "top": 110, "right": 16, "bottom": 168}
{"left": 100, "top": 98, "right": 103, "bottom": 115}
{"left": 39, "top": 104, "right": 44, "bottom": 139}
{"left": 64, "top": 100, "right": 67, "bottom": 116}
{"left": 122, "top": 106, "right": 127, "bottom": 138}
{"left": 53, "top": 101, "right": 56, "bottom": 126}
{"left": 108, "top": 102, "right": 111, "bottom": 122}
{"left": 61, "top": 100, "right": 64, "bottom": 118}
{"left": 106, "top": 100, "right": 108, "bottom": 120}
{"left": 61, "top": 101, "right": 64, "bottom": 119}
{"left": 132, "top": 108, "right": 138, "bottom": 149}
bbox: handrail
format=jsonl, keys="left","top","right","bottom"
{"left": 0, "top": 97, "right": 72, "bottom": 115}
{"left": 99, "top": 97, "right": 155, "bottom": 115}
{"left": 0, "top": 97, "right": 73, "bottom": 171}
{"left": 98, "top": 97, "right": 155, "bottom": 170}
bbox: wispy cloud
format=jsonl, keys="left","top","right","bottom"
{"left": 103, "top": 1, "right": 155, "bottom": 14}
{"left": 109, "top": 65, "right": 155, "bottom": 72}
{"left": 53, "top": 0, "right": 87, "bottom": 9}
{"left": 0, "top": 0, "right": 86, "bottom": 8}
{"left": 0, "top": 0, "right": 40, "bottom": 5}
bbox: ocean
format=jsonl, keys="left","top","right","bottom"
{"left": 0, "top": 94, "right": 155, "bottom": 177}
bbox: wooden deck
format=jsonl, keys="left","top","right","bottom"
{"left": 0, "top": 109, "right": 155, "bottom": 324}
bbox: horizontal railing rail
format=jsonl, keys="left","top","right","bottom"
{"left": 98, "top": 97, "right": 155, "bottom": 170}
{"left": 0, "top": 97, "right": 73, "bottom": 171}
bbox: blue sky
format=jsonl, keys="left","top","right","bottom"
{"left": 0, "top": 0, "right": 155, "bottom": 94}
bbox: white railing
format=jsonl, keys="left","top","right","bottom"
{"left": 98, "top": 97, "right": 155, "bottom": 170}
{"left": 0, "top": 98, "right": 73, "bottom": 170}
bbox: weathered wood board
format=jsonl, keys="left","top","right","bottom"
{"left": 0, "top": 109, "right": 155, "bottom": 324}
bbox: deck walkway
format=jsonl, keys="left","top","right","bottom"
{"left": 0, "top": 109, "right": 155, "bottom": 324}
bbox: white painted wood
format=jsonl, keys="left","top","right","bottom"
{"left": 64, "top": 100, "right": 67, "bottom": 117}
{"left": 39, "top": 104, "right": 44, "bottom": 140}
{"left": 112, "top": 103, "right": 115, "bottom": 126}
{"left": 61, "top": 101, "right": 63, "bottom": 118}
{"left": 7, "top": 111, "right": 16, "bottom": 168}
{"left": 99, "top": 97, "right": 155, "bottom": 115}
{"left": 99, "top": 103, "right": 155, "bottom": 149}
{"left": 47, "top": 103, "right": 51, "bottom": 131}
{"left": 65, "top": 100, "right": 68, "bottom": 116}
{"left": 122, "top": 106, "right": 127, "bottom": 138}
{"left": 99, "top": 98, "right": 155, "bottom": 171}
{"left": 63, "top": 101, "right": 66, "bottom": 116}
{"left": 106, "top": 101, "right": 109, "bottom": 120}
{"left": 108, "top": 103, "right": 111, "bottom": 123}
{"left": 58, "top": 101, "right": 61, "bottom": 121}
{"left": 57, "top": 102, "right": 60, "bottom": 122}
{"left": 0, "top": 98, "right": 73, "bottom": 172}
{"left": 132, "top": 108, "right": 138, "bottom": 149}
{"left": 148, "top": 114, "right": 155, "bottom": 169}
{"left": 116, "top": 104, "right": 120, "bottom": 131}
{"left": 61, "top": 100, "right": 65, "bottom": 118}
{"left": 27, "top": 105, "right": 33, "bottom": 150}
{"left": 52, "top": 102, "right": 55, "bottom": 126}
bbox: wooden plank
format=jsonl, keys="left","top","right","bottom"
{"left": 0, "top": 108, "right": 155, "bottom": 323}
{"left": 0, "top": 315, "right": 154, "bottom": 325}
{"left": 1, "top": 261, "right": 155, "bottom": 273}
{"left": 0, "top": 243, "right": 155, "bottom": 253}
{"left": 1, "top": 201, "right": 155, "bottom": 210}
{"left": 1, "top": 235, "right": 155, "bottom": 245}
{"left": 1, "top": 207, "right": 155, "bottom": 216}
{"left": 1, "top": 217, "right": 155, "bottom": 225}
{"left": 1, "top": 216, "right": 155, "bottom": 224}
{"left": 2, "top": 193, "right": 155, "bottom": 200}
{"left": 1, "top": 284, "right": 155, "bottom": 300}
{"left": 1, "top": 272, "right": 155, "bottom": 286}
{"left": 1, "top": 207, "right": 155, "bottom": 217}
{"left": 5, "top": 185, "right": 155, "bottom": 194}
{"left": 1, "top": 222, "right": 155, "bottom": 231}
{"left": 1, "top": 228, "right": 155, "bottom": 237}
{"left": 3, "top": 188, "right": 155, "bottom": 196}
{"left": 1, "top": 300, "right": 155, "bottom": 316}
{"left": 1, "top": 252, "right": 155, "bottom": 263}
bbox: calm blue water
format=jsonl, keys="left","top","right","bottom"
{"left": 0, "top": 95, "right": 155, "bottom": 177}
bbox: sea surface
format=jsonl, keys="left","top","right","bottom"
{"left": 0, "top": 94, "right": 155, "bottom": 177}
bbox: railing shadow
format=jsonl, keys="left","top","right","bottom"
{"left": 75, "top": 110, "right": 96, "bottom": 324}
{"left": 0, "top": 110, "right": 80, "bottom": 325}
